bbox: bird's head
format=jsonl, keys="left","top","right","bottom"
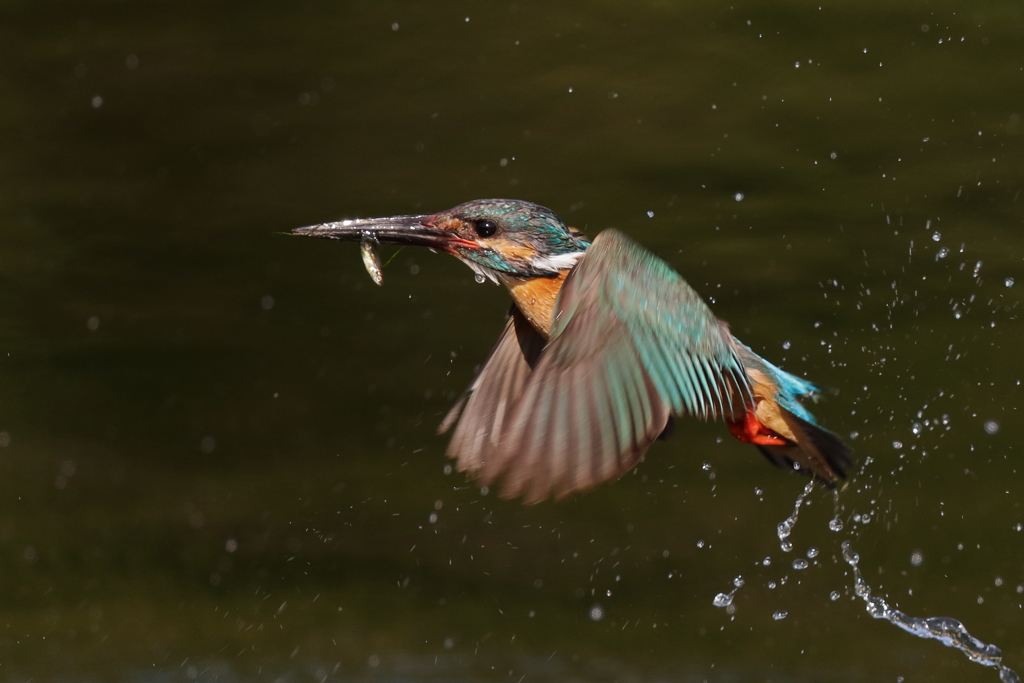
{"left": 293, "top": 199, "right": 590, "bottom": 282}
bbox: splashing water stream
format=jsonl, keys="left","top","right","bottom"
{"left": 715, "top": 479, "right": 1020, "bottom": 681}
{"left": 776, "top": 481, "right": 815, "bottom": 552}
{"left": 840, "top": 540, "right": 1019, "bottom": 682}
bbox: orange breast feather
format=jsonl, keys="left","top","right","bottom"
{"left": 505, "top": 272, "right": 569, "bottom": 338}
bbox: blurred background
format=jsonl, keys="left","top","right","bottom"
{"left": 1, "top": 1, "right": 1022, "bottom": 681}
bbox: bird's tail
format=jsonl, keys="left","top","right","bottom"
{"left": 729, "top": 345, "right": 851, "bottom": 484}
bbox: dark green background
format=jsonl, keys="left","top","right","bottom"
{"left": 0, "top": 1, "right": 1021, "bottom": 681}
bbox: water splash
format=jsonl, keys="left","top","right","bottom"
{"left": 776, "top": 481, "right": 815, "bottom": 552}
{"left": 712, "top": 575, "right": 745, "bottom": 609}
{"left": 829, "top": 490, "right": 844, "bottom": 532}
{"left": 841, "top": 540, "right": 1020, "bottom": 682}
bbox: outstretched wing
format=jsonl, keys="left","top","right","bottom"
{"left": 473, "top": 229, "right": 751, "bottom": 503}
{"left": 440, "top": 307, "right": 545, "bottom": 477}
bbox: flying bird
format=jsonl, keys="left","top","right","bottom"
{"left": 294, "top": 199, "right": 850, "bottom": 503}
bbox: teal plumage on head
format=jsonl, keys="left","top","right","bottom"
{"left": 430, "top": 199, "right": 591, "bottom": 279}
{"left": 294, "top": 199, "right": 851, "bottom": 503}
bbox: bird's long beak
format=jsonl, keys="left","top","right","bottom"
{"left": 292, "top": 214, "right": 477, "bottom": 254}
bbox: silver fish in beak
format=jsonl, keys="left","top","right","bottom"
{"left": 360, "top": 239, "right": 384, "bottom": 286}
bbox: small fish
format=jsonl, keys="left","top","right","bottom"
{"left": 360, "top": 239, "right": 384, "bottom": 286}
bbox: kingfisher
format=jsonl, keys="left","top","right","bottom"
{"left": 293, "top": 199, "right": 850, "bottom": 503}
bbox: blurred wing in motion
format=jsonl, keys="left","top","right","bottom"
{"left": 443, "top": 230, "right": 751, "bottom": 503}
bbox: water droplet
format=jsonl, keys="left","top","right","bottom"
{"left": 840, "top": 541, "right": 859, "bottom": 566}
{"left": 931, "top": 231, "right": 941, "bottom": 242}
{"left": 702, "top": 461, "right": 712, "bottom": 471}
{"left": 474, "top": 273, "right": 486, "bottom": 284}
{"left": 733, "top": 576, "right": 745, "bottom": 588}
{"left": 762, "top": 556, "right": 772, "bottom": 566}
{"left": 910, "top": 551, "right": 924, "bottom": 566}
{"left": 974, "top": 260, "right": 983, "bottom": 276}
{"left": 829, "top": 517, "right": 844, "bottom": 532}
{"left": 589, "top": 604, "right": 604, "bottom": 621}
{"left": 772, "top": 610, "right": 788, "bottom": 620}
{"left": 734, "top": 192, "right": 744, "bottom": 202}
{"left": 892, "top": 441, "right": 903, "bottom": 450}
{"left": 429, "top": 512, "right": 438, "bottom": 524}
{"left": 807, "top": 547, "right": 819, "bottom": 559}
{"left": 792, "top": 559, "right": 809, "bottom": 570}
{"left": 1006, "top": 277, "right": 1015, "bottom": 288}
{"left": 782, "top": 340, "right": 791, "bottom": 350}
{"left": 830, "top": 591, "right": 841, "bottom": 601}
{"left": 984, "top": 420, "right": 999, "bottom": 435}
{"left": 936, "top": 247, "right": 949, "bottom": 259}
{"left": 713, "top": 593, "right": 733, "bottom": 607}
{"left": 696, "top": 539, "right": 705, "bottom": 548}
{"left": 911, "top": 422, "right": 922, "bottom": 436}
{"left": 646, "top": 210, "right": 655, "bottom": 218}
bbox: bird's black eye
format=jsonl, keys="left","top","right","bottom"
{"left": 474, "top": 219, "right": 498, "bottom": 238}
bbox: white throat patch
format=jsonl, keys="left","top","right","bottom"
{"left": 531, "top": 251, "right": 585, "bottom": 272}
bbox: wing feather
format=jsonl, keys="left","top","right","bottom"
{"left": 442, "top": 308, "right": 544, "bottom": 483}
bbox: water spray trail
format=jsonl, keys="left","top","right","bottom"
{"left": 714, "top": 480, "right": 818, "bottom": 610}
{"left": 776, "top": 481, "right": 814, "bottom": 552}
{"left": 841, "top": 540, "right": 1020, "bottom": 683}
